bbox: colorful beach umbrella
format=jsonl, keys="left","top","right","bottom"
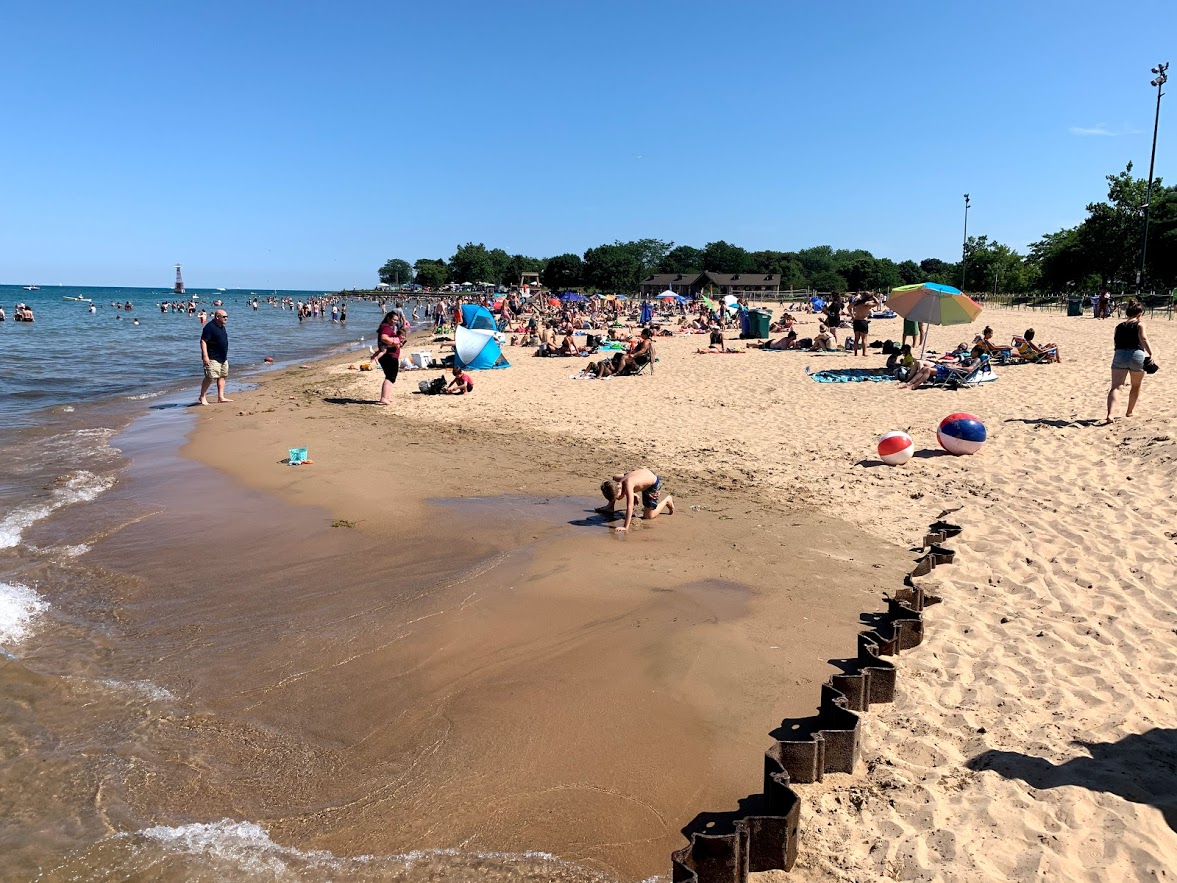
{"left": 887, "top": 282, "right": 981, "bottom": 326}
{"left": 887, "top": 282, "right": 982, "bottom": 357}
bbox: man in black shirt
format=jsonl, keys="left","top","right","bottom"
{"left": 198, "top": 309, "right": 232, "bottom": 405}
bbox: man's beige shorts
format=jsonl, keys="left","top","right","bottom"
{"left": 203, "top": 360, "right": 229, "bottom": 380}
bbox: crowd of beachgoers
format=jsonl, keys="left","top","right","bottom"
{"left": 360, "top": 287, "right": 1104, "bottom": 391}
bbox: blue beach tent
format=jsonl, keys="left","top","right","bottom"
{"left": 456, "top": 304, "right": 509, "bottom": 370}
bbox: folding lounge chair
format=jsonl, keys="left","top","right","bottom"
{"left": 631, "top": 343, "right": 656, "bottom": 375}
{"left": 1010, "top": 336, "right": 1058, "bottom": 363}
{"left": 927, "top": 354, "right": 996, "bottom": 389}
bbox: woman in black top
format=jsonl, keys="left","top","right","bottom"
{"left": 1103, "top": 302, "right": 1154, "bottom": 424}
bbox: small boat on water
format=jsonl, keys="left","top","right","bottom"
{"left": 23, "top": 285, "right": 39, "bottom": 291}
{"left": 63, "top": 295, "right": 93, "bottom": 303}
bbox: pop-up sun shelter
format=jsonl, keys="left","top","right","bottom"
{"left": 455, "top": 304, "right": 510, "bottom": 370}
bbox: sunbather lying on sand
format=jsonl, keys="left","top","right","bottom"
{"left": 755, "top": 330, "right": 799, "bottom": 350}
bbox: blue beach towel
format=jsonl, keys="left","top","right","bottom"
{"left": 806, "top": 367, "right": 894, "bottom": 383}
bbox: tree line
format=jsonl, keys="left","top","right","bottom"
{"left": 378, "top": 164, "right": 1177, "bottom": 295}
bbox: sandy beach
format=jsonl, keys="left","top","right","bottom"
{"left": 177, "top": 303, "right": 1176, "bottom": 882}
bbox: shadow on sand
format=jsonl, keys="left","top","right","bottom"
{"left": 967, "top": 728, "right": 1177, "bottom": 833}
{"left": 1003, "top": 417, "right": 1101, "bottom": 429}
{"left": 323, "top": 396, "right": 382, "bottom": 406}
{"left": 568, "top": 508, "right": 618, "bottom": 528}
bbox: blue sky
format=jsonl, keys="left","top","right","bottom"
{"left": 2, "top": 1, "right": 1174, "bottom": 289}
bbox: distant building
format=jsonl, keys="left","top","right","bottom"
{"left": 638, "top": 271, "right": 780, "bottom": 298}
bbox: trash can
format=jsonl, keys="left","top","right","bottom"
{"left": 739, "top": 308, "right": 751, "bottom": 338}
{"left": 748, "top": 309, "right": 772, "bottom": 339}
{"left": 1067, "top": 298, "right": 1083, "bottom": 317}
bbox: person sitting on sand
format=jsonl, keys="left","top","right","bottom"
{"left": 557, "top": 331, "right": 580, "bottom": 356}
{"left": 595, "top": 467, "right": 675, "bottom": 533}
{"left": 811, "top": 323, "right": 837, "bottom": 351}
{"left": 1018, "top": 328, "right": 1062, "bottom": 363}
{"left": 769, "top": 313, "right": 796, "bottom": 334}
{"left": 445, "top": 365, "right": 474, "bottom": 395}
{"left": 886, "top": 343, "right": 915, "bottom": 375}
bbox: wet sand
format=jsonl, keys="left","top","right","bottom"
{"left": 115, "top": 354, "right": 913, "bottom": 881}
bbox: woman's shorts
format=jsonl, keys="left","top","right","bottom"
{"left": 1111, "top": 349, "right": 1146, "bottom": 372}
{"left": 378, "top": 353, "right": 400, "bottom": 382}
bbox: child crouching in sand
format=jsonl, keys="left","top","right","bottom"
{"left": 596, "top": 468, "right": 675, "bottom": 533}
{"left": 446, "top": 365, "right": 474, "bottom": 395}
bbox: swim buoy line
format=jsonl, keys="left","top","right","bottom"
{"left": 670, "top": 520, "right": 961, "bottom": 882}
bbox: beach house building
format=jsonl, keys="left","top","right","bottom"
{"left": 639, "top": 272, "right": 780, "bottom": 298}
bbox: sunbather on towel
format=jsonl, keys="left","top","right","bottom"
{"left": 595, "top": 467, "right": 675, "bottom": 533}
{"left": 755, "top": 330, "right": 799, "bottom": 350}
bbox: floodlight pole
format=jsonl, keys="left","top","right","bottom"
{"left": 961, "top": 194, "right": 971, "bottom": 290}
{"left": 1139, "top": 63, "right": 1168, "bottom": 293}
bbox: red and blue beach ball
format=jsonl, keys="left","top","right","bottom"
{"left": 937, "top": 413, "right": 987, "bottom": 456}
{"left": 877, "top": 430, "right": 915, "bottom": 466}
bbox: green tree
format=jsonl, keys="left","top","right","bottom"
{"left": 541, "top": 253, "right": 584, "bottom": 291}
{"left": 1146, "top": 185, "right": 1177, "bottom": 287}
{"left": 413, "top": 258, "right": 449, "bottom": 289}
{"left": 896, "top": 260, "right": 922, "bottom": 285}
{"left": 583, "top": 243, "right": 643, "bottom": 292}
{"left": 625, "top": 238, "right": 673, "bottom": 276}
{"left": 702, "top": 240, "right": 753, "bottom": 273}
{"left": 658, "top": 245, "right": 703, "bottom": 274}
{"left": 379, "top": 258, "right": 413, "bottom": 286}
{"left": 797, "top": 245, "right": 837, "bottom": 279}
{"left": 749, "top": 249, "right": 791, "bottom": 276}
{"left": 488, "top": 248, "right": 512, "bottom": 286}
{"left": 779, "top": 258, "right": 808, "bottom": 290}
{"left": 449, "top": 242, "right": 494, "bottom": 284}
{"left": 809, "top": 269, "right": 847, "bottom": 293}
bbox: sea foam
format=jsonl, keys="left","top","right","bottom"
{"left": 139, "top": 820, "right": 344, "bottom": 874}
{"left": 134, "top": 819, "right": 615, "bottom": 879}
{"left": 0, "top": 470, "right": 115, "bottom": 549}
{"left": 0, "top": 582, "right": 48, "bottom": 646}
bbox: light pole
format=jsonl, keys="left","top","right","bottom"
{"left": 1139, "top": 62, "right": 1168, "bottom": 293}
{"left": 960, "top": 194, "right": 971, "bottom": 290}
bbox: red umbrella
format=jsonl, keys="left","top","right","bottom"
{"left": 548, "top": 297, "right": 561, "bottom": 307}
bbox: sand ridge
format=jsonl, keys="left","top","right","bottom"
{"left": 331, "top": 305, "right": 1177, "bottom": 881}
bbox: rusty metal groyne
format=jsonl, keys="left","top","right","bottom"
{"left": 670, "top": 520, "right": 961, "bottom": 882}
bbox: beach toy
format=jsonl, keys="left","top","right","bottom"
{"left": 877, "top": 430, "right": 914, "bottom": 466}
{"left": 288, "top": 447, "right": 309, "bottom": 466}
{"left": 937, "top": 413, "right": 987, "bottom": 456}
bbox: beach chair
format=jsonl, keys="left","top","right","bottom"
{"left": 927, "top": 355, "right": 996, "bottom": 389}
{"left": 1010, "top": 336, "right": 1058, "bottom": 363}
{"left": 631, "top": 343, "right": 656, "bottom": 376}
